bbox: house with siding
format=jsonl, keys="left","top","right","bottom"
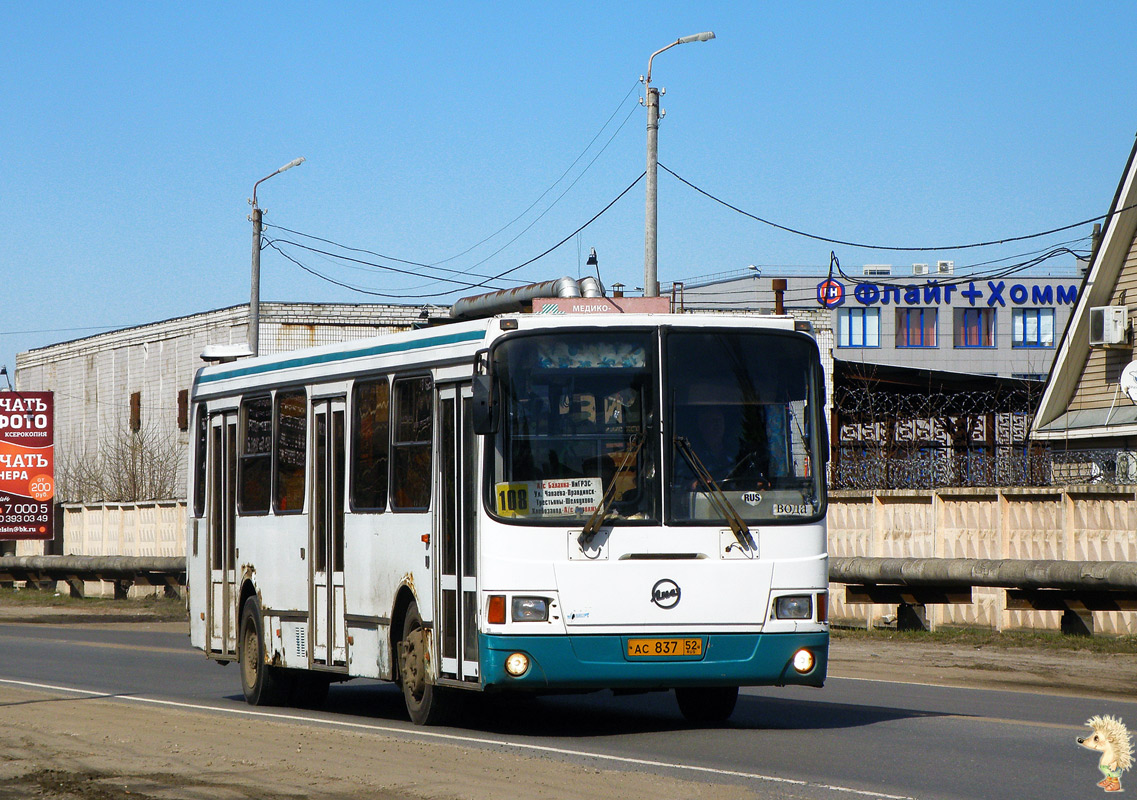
{"left": 1032, "top": 136, "right": 1137, "bottom": 471}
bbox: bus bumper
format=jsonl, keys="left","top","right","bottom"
{"left": 478, "top": 631, "right": 828, "bottom": 691}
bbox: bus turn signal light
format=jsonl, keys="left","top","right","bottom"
{"left": 488, "top": 595, "right": 506, "bottom": 624}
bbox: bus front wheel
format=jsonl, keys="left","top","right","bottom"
{"left": 399, "top": 601, "right": 449, "bottom": 725}
{"left": 239, "top": 596, "right": 289, "bottom": 706}
{"left": 674, "top": 686, "right": 739, "bottom": 723}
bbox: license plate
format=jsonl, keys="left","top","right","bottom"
{"left": 627, "top": 638, "right": 703, "bottom": 657}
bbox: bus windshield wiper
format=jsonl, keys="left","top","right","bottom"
{"left": 580, "top": 433, "right": 645, "bottom": 544}
{"left": 674, "top": 436, "right": 755, "bottom": 551}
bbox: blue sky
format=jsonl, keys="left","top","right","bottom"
{"left": 4, "top": 2, "right": 1137, "bottom": 371}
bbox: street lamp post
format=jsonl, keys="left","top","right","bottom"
{"left": 250, "top": 157, "right": 305, "bottom": 357}
{"left": 643, "top": 31, "right": 714, "bottom": 298}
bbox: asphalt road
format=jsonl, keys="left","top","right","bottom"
{"left": 0, "top": 622, "right": 1129, "bottom": 799}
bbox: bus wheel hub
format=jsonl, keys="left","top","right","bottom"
{"left": 400, "top": 629, "right": 426, "bottom": 696}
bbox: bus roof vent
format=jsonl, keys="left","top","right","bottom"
{"left": 450, "top": 277, "right": 604, "bottom": 320}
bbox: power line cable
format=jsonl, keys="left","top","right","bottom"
{"left": 262, "top": 81, "right": 641, "bottom": 289}
{"left": 262, "top": 98, "right": 639, "bottom": 297}
{"left": 659, "top": 162, "right": 1135, "bottom": 253}
{"left": 475, "top": 171, "right": 646, "bottom": 286}
{"left": 675, "top": 237, "right": 1089, "bottom": 299}
{"left": 264, "top": 240, "right": 479, "bottom": 300}
{"left": 261, "top": 222, "right": 446, "bottom": 272}
{"left": 269, "top": 171, "right": 646, "bottom": 298}
{"left": 433, "top": 81, "right": 642, "bottom": 266}
{"left": 449, "top": 102, "right": 641, "bottom": 278}
{"left": 263, "top": 235, "right": 512, "bottom": 290}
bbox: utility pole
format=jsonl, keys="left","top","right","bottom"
{"left": 249, "top": 157, "right": 305, "bottom": 357}
{"left": 644, "top": 81, "right": 661, "bottom": 298}
{"left": 642, "top": 32, "right": 714, "bottom": 298}
{"left": 250, "top": 203, "right": 264, "bottom": 356}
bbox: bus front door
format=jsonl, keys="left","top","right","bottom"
{"left": 310, "top": 398, "right": 347, "bottom": 668}
{"left": 207, "top": 412, "right": 238, "bottom": 659}
{"left": 437, "top": 383, "right": 478, "bottom": 683}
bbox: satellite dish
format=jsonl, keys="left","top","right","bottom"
{"left": 1121, "top": 361, "right": 1137, "bottom": 404}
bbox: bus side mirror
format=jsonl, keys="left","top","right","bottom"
{"left": 820, "top": 416, "right": 830, "bottom": 463}
{"left": 472, "top": 351, "right": 498, "bottom": 435}
{"left": 472, "top": 375, "right": 497, "bottom": 435}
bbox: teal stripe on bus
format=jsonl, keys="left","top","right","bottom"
{"left": 198, "top": 328, "right": 486, "bottom": 384}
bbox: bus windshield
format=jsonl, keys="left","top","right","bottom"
{"left": 667, "top": 330, "right": 825, "bottom": 524}
{"left": 489, "top": 331, "right": 658, "bottom": 523}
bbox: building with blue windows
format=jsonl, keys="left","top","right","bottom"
{"left": 674, "top": 264, "right": 1083, "bottom": 490}
{"left": 676, "top": 263, "right": 1082, "bottom": 382}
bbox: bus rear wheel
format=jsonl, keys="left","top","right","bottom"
{"left": 674, "top": 686, "right": 739, "bottom": 723}
{"left": 399, "top": 601, "right": 449, "bottom": 725}
{"left": 240, "top": 596, "right": 289, "bottom": 706}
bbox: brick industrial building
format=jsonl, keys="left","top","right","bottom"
{"left": 13, "top": 302, "right": 446, "bottom": 512}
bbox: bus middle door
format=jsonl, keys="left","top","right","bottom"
{"left": 310, "top": 397, "right": 347, "bottom": 669}
{"left": 437, "top": 383, "right": 478, "bottom": 684}
{"left": 206, "top": 412, "right": 238, "bottom": 660}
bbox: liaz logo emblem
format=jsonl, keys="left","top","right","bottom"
{"left": 651, "top": 578, "right": 681, "bottom": 609}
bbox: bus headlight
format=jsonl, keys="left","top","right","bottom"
{"left": 775, "top": 595, "right": 813, "bottom": 620}
{"left": 792, "top": 648, "right": 815, "bottom": 674}
{"left": 505, "top": 652, "right": 530, "bottom": 677}
{"left": 511, "top": 597, "right": 549, "bottom": 622}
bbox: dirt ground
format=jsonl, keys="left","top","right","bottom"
{"left": 0, "top": 682, "right": 774, "bottom": 800}
{"left": 0, "top": 600, "right": 1132, "bottom": 799}
{"left": 827, "top": 633, "right": 1137, "bottom": 699}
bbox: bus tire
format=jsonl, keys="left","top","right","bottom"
{"left": 399, "top": 601, "right": 449, "bottom": 725}
{"left": 239, "top": 596, "right": 289, "bottom": 706}
{"left": 674, "top": 686, "right": 739, "bottom": 723}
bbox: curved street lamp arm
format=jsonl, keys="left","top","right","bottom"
{"left": 252, "top": 157, "right": 306, "bottom": 207}
{"left": 646, "top": 31, "right": 715, "bottom": 85}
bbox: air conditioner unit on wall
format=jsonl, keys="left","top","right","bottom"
{"left": 863, "top": 265, "right": 892, "bottom": 277}
{"left": 912, "top": 263, "right": 930, "bottom": 276}
{"left": 936, "top": 260, "right": 954, "bottom": 274}
{"left": 1089, "top": 306, "right": 1129, "bottom": 347}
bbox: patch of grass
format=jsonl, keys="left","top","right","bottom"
{"left": 0, "top": 585, "right": 186, "bottom": 619}
{"left": 831, "top": 624, "right": 1137, "bottom": 655}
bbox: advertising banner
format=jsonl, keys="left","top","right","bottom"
{"left": 0, "top": 392, "right": 54, "bottom": 541}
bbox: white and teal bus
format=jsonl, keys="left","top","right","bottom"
{"left": 187, "top": 297, "right": 829, "bottom": 724}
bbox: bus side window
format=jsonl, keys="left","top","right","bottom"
{"left": 391, "top": 376, "right": 432, "bottom": 511}
{"left": 351, "top": 377, "right": 390, "bottom": 512}
{"left": 192, "top": 404, "right": 207, "bottom": 518}
{"left": 274, "top": 390, "right": 307, "bottom": 514}
{"left": 239, "top": 396, "right": 272, "bottom": 514}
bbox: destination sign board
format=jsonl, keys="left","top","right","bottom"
{"left": 0, "top": 392, "right": 54, "bottom": 540}
{"left": 494, "top": 477, "right": 603, "bottom": 518}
